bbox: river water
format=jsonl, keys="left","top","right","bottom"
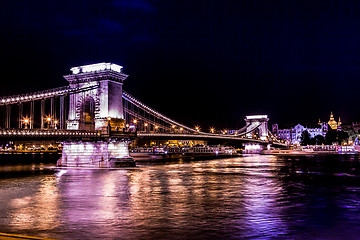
{"left": 1, "top": 154, "right": 360, "bottom": 239}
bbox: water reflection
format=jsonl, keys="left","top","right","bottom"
{"left": 239, "top": 156, "right": 288, "bottom": 239}
{"left": 0, "top": 172, "right": 60, "bottom": 237}
{"left": 0, "top": 155, "right": 360, "bottom": 239}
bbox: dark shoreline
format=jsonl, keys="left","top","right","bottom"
{"left": 0, "top": 152, "right": 61, "bottom": 165}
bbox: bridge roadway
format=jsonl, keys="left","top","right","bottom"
{"left": 137, "top": 132, "right": 288, "bottom": 147}
{"left": 0, "top": 128, "right": 99, "bottom": 138}
{"left": 0, "top": 129, "right": 287, "bottom": 147}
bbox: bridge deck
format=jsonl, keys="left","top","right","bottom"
{"left": 136, "top": 132, "right": 287, "bottom": 146}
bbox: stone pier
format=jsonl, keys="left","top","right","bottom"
{"left": 60, "top": 139, "right": 135, "bottom": 167}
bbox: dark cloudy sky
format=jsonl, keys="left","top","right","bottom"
{"left": 1, "top": 0, "right": 360, "bottom": 129}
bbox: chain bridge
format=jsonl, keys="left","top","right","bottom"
{"left": 0, "top": 63, "right": 285, "bottom": 166}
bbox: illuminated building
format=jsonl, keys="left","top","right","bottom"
{"left": 328, "top": 112, "right": 341, "bottom": 130}
{"left": 272, "top": 122, "right": 328, "bottom": 145}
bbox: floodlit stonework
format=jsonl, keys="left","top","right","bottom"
{"left": 64, "top": 63, "right": 128, "bottom": 131}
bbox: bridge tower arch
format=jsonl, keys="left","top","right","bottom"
{"left": 78, "top": 96, "right": 96, "bottom": 130}
{"left": 64, "top": 63, "right": 128, "bottom": 131}
{"left": 245, "top": 115, "right": 269, "bottom": 141}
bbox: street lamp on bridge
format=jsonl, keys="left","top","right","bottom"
{"left": 107, "top": 117, "right": 112, "bottom": 133}
{"left": 22, "top": 117, "right": 30, "bottom": 129}
{"left": 46, "top": 117, "right": 52, "bottom": 129}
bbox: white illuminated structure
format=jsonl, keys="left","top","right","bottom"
{"left": 245, "top": 115, "right": 269, "bottom": 141}
{"left": 272, "top": 123, "right": 328, "bottom": 145}
{"left": 65, "top": 62, "right": 128, "bottom": 131}
{"left": 70, "top": 63, "right": 123, "bottom": 75}
{"left": 244, "top": 143, "right": 262, "bottom": 153}
{"left": 245, "top": 115, "right": 268, "bottom": 120}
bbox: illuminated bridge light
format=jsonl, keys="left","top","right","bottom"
{"left": 70, "top": 62, "right": 123, "bottom": 74}
{"left": 246, "top": 115, "right": 268, "bottom": 120}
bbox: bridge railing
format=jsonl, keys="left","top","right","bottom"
{"left": 0, "top": 84, "right": 100, "bottom": 105}
{"left": 0, "top": 129, "right": 101, "bottom": 137}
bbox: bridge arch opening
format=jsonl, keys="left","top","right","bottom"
{"left": 79, "top": 96, "right": 95, "bottom": 130}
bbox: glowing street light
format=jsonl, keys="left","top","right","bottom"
{"left": 54, "top": 120, "right": 58, "bottom": 129}
{"left": 144, "top": 123, "right": 148, "bottom": 127}
{"left": 133, "top": 119, "right": 137, "bottom": 124}
{"left": 46, "top": 117, "right": 51, "bottom": 129}
{"left": 22, "top": 118, "right": 30, "bottom": 129}
{"left": 195, "top": 126, "right": 200, "bottom": 132}
{"left": 210, "top": 127, "right": 215, "bottom": 134}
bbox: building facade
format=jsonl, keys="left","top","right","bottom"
{"left": 272, "top": 123, "right": 328, "bottom": 145}
{"left": 272, "top": 113, "right": 342, "bottom": 145}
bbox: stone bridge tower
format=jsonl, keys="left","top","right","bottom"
{"left": 245, "top": 115, "right": 269, "bottom": 141}
{"left": 64, "top": 63, "right": 128, "bottom": 131}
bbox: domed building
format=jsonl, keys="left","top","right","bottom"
{"left": 328, "top": 112, "right": 341, "bottom": 130}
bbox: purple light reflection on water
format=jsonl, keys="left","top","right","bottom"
{"left": 0, "top": 155, "right": 360, "bottom": 239}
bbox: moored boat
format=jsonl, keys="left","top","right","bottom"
{"left": 261, "top": 149, "right": 315, "bottom": 156}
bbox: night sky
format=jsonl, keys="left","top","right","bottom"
{"left": 1, "top": 0, "right": 360, "bottom": 129}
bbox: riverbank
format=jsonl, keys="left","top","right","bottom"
{"left": 0, "top": 152, "right": 61, "bottom": 165}
{"left": 0, "top": 232, "right": 56, "bottom": 240}
{"left": 133, "top": 153, "right": 242, "bottom": 162}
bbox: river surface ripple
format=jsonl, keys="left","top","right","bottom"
{"left": 1, "top": 154, "right": 360, "bottom": 239}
